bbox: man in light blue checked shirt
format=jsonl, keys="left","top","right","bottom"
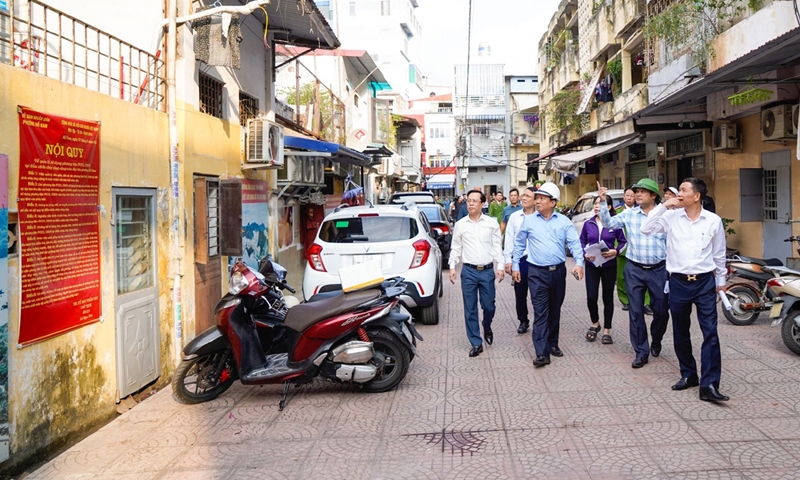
{"left": 597, "top": 179, "right": 669, "bottom": 369}
{"left": 512, "top": 182, "right": 584, "bottom": 368}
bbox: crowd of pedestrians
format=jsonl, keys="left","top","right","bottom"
{"left": 447, "top": 178, "right": 730, "bottom": 403}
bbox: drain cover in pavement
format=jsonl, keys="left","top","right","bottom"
{"left": 404, "top": 429, "right": 486, "bottom": 455}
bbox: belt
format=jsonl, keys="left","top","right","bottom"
{"left": 672, "top": 271, "right": 714, "bottom": 282}
{"left": 464, "top": 263, "right": 493, "bottom": 271}
{"left": 629, "top": 260, "right": 666, "bottom": 270}
{"left": 530, "top": 262, "right": 565, "bottom": 272}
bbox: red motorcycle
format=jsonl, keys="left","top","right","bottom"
{"left": 172, "top": 259, "right": 421, "bottom": 409}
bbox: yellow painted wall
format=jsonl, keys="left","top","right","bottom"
{"left": 714, "top": 113, "right": 799, "bottom": 257}
{"left": 0, "top": 64, "right": 170, "bottom": 465}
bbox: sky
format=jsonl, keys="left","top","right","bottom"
{"left": 415, "top": 0, "right": 563, "bottom": 86}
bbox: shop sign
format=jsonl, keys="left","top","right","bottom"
{"left": 17, "top": 107, "right": 101, "bottom": 346}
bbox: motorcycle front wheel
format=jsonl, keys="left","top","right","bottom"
{"left": 722, "top": 285, "right": 761, "bottom": 326}
{"left": 361, "top": 329, "right": 411, "bottom": 393}
{"left": 172, "top": 349, "right": 236, "bottom": 404}
{"left": 780, "top": 310, "right": 800, "bottom": 355}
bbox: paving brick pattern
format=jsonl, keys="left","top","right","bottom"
{"left": 26, "top": 263, "right": 800, "bottom": 479}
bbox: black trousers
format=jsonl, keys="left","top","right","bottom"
{"left": 670, "top": 272, "right": 722, "bottom": 388}
{"left": 527, "top": 262, "right": 566, "bottom": 356}
{"left": 585, "top": 261, "right": 617, "bottom": 329}
{"left": 624, "top": 261, "right": 670, "bottom": 359}
{"left": 514, "top": 256, "right": 529, "bottom": 323}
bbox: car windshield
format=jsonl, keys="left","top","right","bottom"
{"left": 319, "top": 216, "right": 419, "bottom": 243}
{"left": 390, "top": 195, "right": 435, "bottom": 204}
{"left": 419, "top": 205, "right": 444, "bottom": 223}
{"left": 574, "top": 197, "right": 596, "bottom": 214}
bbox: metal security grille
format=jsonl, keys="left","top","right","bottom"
{"left": 239, "top": 92, "right": 259, "bottom": 126}
{"left": 207, "top": 180, "right": 220, "bottom": 256}
{"left": 199, "top": 73, "right": 224, "bottom": 118}
{"left": 116, "top": 196, "right": 154, "bottom": 294}
{"left": 0, "top": 0, "right": 165, "bottom": 110}
{"left": 763, "top": 169, "right": 778, "bottom": 221}
{"left": 666, "top": 133, "right": 704, "bottom": 158}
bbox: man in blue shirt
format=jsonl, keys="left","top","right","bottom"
{"left": 512, "top": 182, "right": 585, "bottom": 367}
{"left": 597, "top": 178, "right": 669, "bottom": 369}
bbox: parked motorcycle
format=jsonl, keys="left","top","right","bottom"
{"left": 172, "top": 258, "right": 421, "bottom": 409}
{"left": 766, "top": 263, "right": 800, "bottom": 355}
{"left": 721, "top": 237, "right": 800, "bottom": 325}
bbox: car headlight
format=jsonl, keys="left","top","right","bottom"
{"left": 229, "top": 271, "right": 249, "bottom": 294}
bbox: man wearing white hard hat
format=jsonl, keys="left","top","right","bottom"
{"left": 512, "top": 182, "right": 585, "bottom": 367}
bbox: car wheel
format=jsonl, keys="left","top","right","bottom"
{"left": 419, "top": 296, "right": 439, "bottom": 325}
{"left": 438, "top": 271, "right": 443, "bottom": 298}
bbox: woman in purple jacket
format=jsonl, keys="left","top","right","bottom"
{"left": 580, "top": 196, "right": 627, "bottom": 344}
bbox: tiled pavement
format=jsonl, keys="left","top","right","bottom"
{"left": 26, "top": 262, "right": 800, "bottom": 479}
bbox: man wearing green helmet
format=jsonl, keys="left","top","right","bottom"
{"left": 597, "top": 178, "right": 669, "bottom": 369}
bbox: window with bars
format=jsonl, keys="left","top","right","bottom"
{"left": 763, "top": 169, "right": 778, "bottom": 221}
{"left": 199, "top": 72, "right": 224, "bottom": 119}
{"left": 239, "top": 92, "right": 259, "bottom": 126}
{"left": 207, "top": 180, "right": 220, "bottom": 256}
{"left": 381, "top": 0, "right": 391, "bottom": 15}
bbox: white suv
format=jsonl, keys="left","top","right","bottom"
{"left": 302, "top": 203, "right": 443, "bottom": 325}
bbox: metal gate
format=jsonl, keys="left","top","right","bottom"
{"left": 762, "top": 150, "right": 792, "bottom": 261}
{"left": 626, "top": 161, "right": 648, "bottom": 185}
{"left": 113, "top": 189, "right": 160, "bottom": 398}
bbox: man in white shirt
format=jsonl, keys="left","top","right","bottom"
{"left": 641, "top": 177, "right": 729, "bottom": 402}
{"left": 449, "top": 190, "right": 505, "bottom": 357}
{"left": 504, "top": 186, "right": 536, "bottom": 334}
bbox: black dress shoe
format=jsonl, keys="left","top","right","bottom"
{"left": 517, "top": 322, "right": 529, "bottom": 334}
{"left": 621, "top": 304, "right": 629, "bottom": 311}
{"left": 484, "top": 329, "right": 493, "bottom": 345}
{"left": 699, "top": 386, "right": 730, "bottom": 402}
{"left": 550, "top": 346, "right": 563, "bottom": 357}
{"left": 644, "top": 305, "right": 654, "bottom": 315}
{"left": 651, "top": 343, "right": 661, "bottom": 358}
{"left": 469, "top": 345, "right": 483, "bottom": 357}
{"left": 671, "top": 376, "right": 699, "bottom": 391}
{"left": 631, "top": 357, "right": 648, "bottom": 369}
{"left": 533, "top": 355, "right": 551, "bottom": 367}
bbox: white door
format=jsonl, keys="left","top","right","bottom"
{"left": 762, "top": 150, "right": 793, "bottom": 261}
{"left": 113, "top": 189, "right": 160, "bottom": 398}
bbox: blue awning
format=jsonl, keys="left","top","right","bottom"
{"left": 284, "top": 136, "right": 371, "bottom": 166}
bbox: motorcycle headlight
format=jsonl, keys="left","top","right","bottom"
{"left": 229, "top": 271, "right": 249, "bottom": 294}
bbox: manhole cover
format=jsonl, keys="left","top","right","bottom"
{"left": 404, "top": 429, "right": 487, "bottom": 456}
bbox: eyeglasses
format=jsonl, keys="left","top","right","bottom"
{"left": 466, "top": 199, "right": 481, "bottom": 204}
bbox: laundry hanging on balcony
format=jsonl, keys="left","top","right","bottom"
{"left": 194, "top": 7, "right": 242, "bottom": 69}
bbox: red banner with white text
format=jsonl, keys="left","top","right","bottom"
{"left": 17, "top": 107, "right": 101, "bottom": 346}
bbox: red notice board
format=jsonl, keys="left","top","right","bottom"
{"left": 17, "top": 107, "right": 102, "bottom": 346}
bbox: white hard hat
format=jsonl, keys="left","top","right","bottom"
{"left": 535, "top": 182, "right": 561, "bottom": 202}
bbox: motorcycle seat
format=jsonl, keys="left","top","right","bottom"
{"left": 738, "top": 256, "right": 782, "bottom": 267}
{"left": 285, "top": 289, "right": 381, "bottom": 332}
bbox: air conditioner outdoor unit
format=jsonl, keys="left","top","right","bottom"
{"left": 276, "top": 156, "right": 302, "bottom": 183}
{"left": 246, "top": 118, "right": 284, "bottom": 166}
{"left": 792, "top": 104, "right": 799, "bottom": 136}
{"left": 712, "top": 123, "right": 739, "bottom": 151}
{"left": 761, "top": 105, "right": 793, "bottom": 141}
